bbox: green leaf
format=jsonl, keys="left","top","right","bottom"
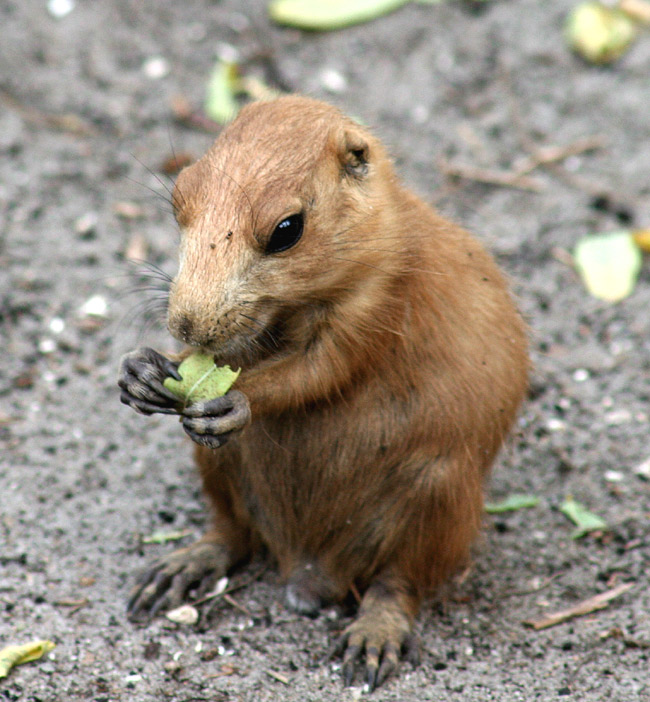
{"left": 574, "top": 230, "right": 642, "bottom": 302}
{"left": 565, "top": 2, "right": 637, "bottom": 64}
{"left": 485, "top": 494, "right": 540, "bottom": 514}
{"left": 142, "top": 529, "right": 193, "bottom": 545}
{"left": 560, "top": 497, "right": 607, "bottom": 539}
{"left": 163, "top": 353, "right": 240, "bottom": 406}
{"left": 269, "top": 0, "right": 410, "bottom": 30}
{"left": 0, "top": 641, "right": 55, "bottom": 678}
{"left": 205, "top": 60, "right": 240, "bottom": 124}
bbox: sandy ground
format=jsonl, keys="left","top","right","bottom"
{"left": 1, "top": 1, "right": 649, "bottom": 700}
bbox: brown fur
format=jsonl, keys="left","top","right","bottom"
{"left": 167, "top": 96, "right": 528, "bottom": 656}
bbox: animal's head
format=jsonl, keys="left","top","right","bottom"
{"left": 168, "top": 96, "right": 398, "bottom": 367}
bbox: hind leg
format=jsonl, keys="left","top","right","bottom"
{"left": 337, "top": 464, "right": 484, "bottom": 689}
{"left": 336, "top": 574, "right": 421, "bottom": 691}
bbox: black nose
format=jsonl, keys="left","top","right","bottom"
{"left": 175, "top": 314, "right": 195, "bottom": 344}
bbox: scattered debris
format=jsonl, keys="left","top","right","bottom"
{"left": 113, "top": 201, "right": 145, "bottom": 220}
{"left": 160, "top": 152, "right": 194, "bottom": 175}
{"left": 205, "top": 60, "right": 240, "bottom": 125}
{"left": 0, "top": 640, "right": 56, "bottom": 679}
{"left": 47, "top": 0, "right": 75, "bottom": 19}
{"left": 142, "top": 56, "right": 170, "bottom": 80}
{"left": 124, "top": 232, "right": 149, "bottom": 263}
{"left": 559, "top": 497, "right": 608, "bottom": 539}
{"left": 269, "top": 0, "right": 409, "bottom": 30}
{"left": 438, "top": 158, "right": 543, "bottom": 192}
{"left": 632, "top": 228, "right": 650, "bottom": 252}
{"left": 566, "top": 1, "right": 637, "bottom": 64}
{"left": 524, "top": 583, "right": 633, "bottom": 630}
{"left": 78, "top": 294, "right": 109, "bottom": 318}
{"left": 206, "top": 664, "right": 238, "bottom": 679}
{"left": 573, "top": 230, "right": 643, "bottom": 302}
{"left": 0, "top": 88, "right": 95, "bottom": 136}
{"left": 74, "top": 212, "right": 99, "bottom": 238}
{"left": 265, "top": 668, "right": 290, "bottom": 685}
{"left": 54, "top": 597, "right": 89, "bottom": 615}
{"left": 634, "top": 457, "right": 650, "bottom": 480}
{"left": 165, "top": 604, "right": 199, "bottom": 625}
{"left": 142, "top": 529, "right": 192, "bottom": 545}
{"left": 620, "top": 0, "right": 650, "bottom": 23}
{"left": 485, "top": 494, "right": 540, "bottom": 514}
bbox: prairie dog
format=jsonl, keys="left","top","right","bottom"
{"left": 118, "top": 96, "right": 529, "bottom": 689}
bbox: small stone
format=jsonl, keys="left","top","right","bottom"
{"left": 47, "top": 0, "right": 75, "bottom": 18}
{"left": 79, "top": 295, "right": 108, "bottom": 318}
{"left": 39, "top": 338, "right": 57, "bottom": 354}
{"left": 49, "top": 317, "right": 65, "bottom": 334}
{"left": 74, "top": 211, "right": 98, "bottom": 237}
{"left": 142, "top": 56, "right": 170, "bottom": 80}
{"left": 604, "top": 470, "right": 624, "bottom": 482}
{"left": 165, "top": 604, "right": 199, "bottom": 625}
{"left": 634, "top": 458, "right": 650, "bottom": 481}
{"left": 320, "top": 68, "right": 347, "bottom": 94}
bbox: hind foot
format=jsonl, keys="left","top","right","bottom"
{"left": 334, "top": 581, "right": 421, "bottom": 691}
{"left": 127, "top": 538, "right": 231, "bottom": 621}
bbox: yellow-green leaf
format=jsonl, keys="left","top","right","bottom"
{"left": 560, "top": 497, "right": 607, "bottom": 539}
{"left": 0, "top": 641, "right": 55, "bottom": 679}
{"left": 485, "top": 494, "right": 540, "bottom": 514}
{"left": 574, "top": 230, "right": 642, "bottom": 302}
{"left": 163, "top": 353, "right": 240, "bottom": 406}
{"left": 632, "top": 228, "right": 650, "bottom": 252}
{"left": 205, "top": 60, "right": 240, "bottom": 124}
{"left": 142, "top": 529, "right": 192, "bottom": 545}
{"left": 566, "top": 1, "right": 637, "bottom": 64}
{"left": 269, "top": 0, "right": 409, "bottom": 30}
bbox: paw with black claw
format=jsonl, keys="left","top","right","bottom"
{"left": 127, "top": 541, "right": 229, "bottom": 622}
{"left": 333, "top": 613, "right": 420, "bottom": 691}
{"left": 180, "top": 390, "right": 251, "bottom": 449}
{"left": 118, "top": 347, "right": 182, "bottom": 416}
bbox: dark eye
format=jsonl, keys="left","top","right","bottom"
{"left": 265, "top": 213, "right": 304, "bottom": 254}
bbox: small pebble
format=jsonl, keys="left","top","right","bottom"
{"left": 604, "top": 470, "right": 624, "bottom": 482}
{"left": 572, "top": 369, "right": 589, "bottom": 382}
{"left": 49, "top": 317, "right": 65, "bottom": 334}
{"left": 546, "top": 418, "right": 566, "bottom": 432}
{"left": 47, "top": 0, "right": 75, "bottom": 18}
{"left": 142, "top": 56, "right": 170, "bottom": 80}
{"left": 79, "top": 294, "right": 108, "bottom": 318}
{"left": 39, "top": 338, "right": 57, "bottom": 354}
{"left": 320, "top": 68, "right": 347, "bottom": 94}
{"left": 634, "top": 458, "right": 650, "bottom": 481}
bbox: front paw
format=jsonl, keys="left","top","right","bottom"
{"left": 181, "top": 390, "right": 251, "bottom": 448}
{"left": 118, "top": 347, "right": 182, "bottom": 416}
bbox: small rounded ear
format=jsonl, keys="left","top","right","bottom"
{"left": 339, "top": 128, "right": 370, "bottom": 178}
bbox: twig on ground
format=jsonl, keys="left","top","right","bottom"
{"left": 523, "top": 583, "right": 634, "bottom": 630}
{"left": 0, "top": 88, "right": 96, "bottom": 136}
{"left": 437, "top": 158, "right": 544, "bottom": 192}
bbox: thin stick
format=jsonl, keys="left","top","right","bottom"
{"left": 523, "top": 583, "right": 633, "bottom": 630}
{"left": 437, "top": 158, "right": 544, "bottom": 192}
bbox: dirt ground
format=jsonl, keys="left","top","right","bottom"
{"left": 1, "top": 1, "right": 649, "bottom": 700}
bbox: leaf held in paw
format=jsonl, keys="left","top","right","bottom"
{"left": 163, "top": 353, "right": 240, "bottom": 405}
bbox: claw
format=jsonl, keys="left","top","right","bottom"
{"left": 118, "top": 347, "right": 182, "bottom": 416}
{"left": 126, "top": 541, "right": 227, "bottom": 622}
{"left": 180, "top": 391, "right": 250, "bottom": 449}
{"left": 342, "top": 643, "right": 362, "bottom": 686}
